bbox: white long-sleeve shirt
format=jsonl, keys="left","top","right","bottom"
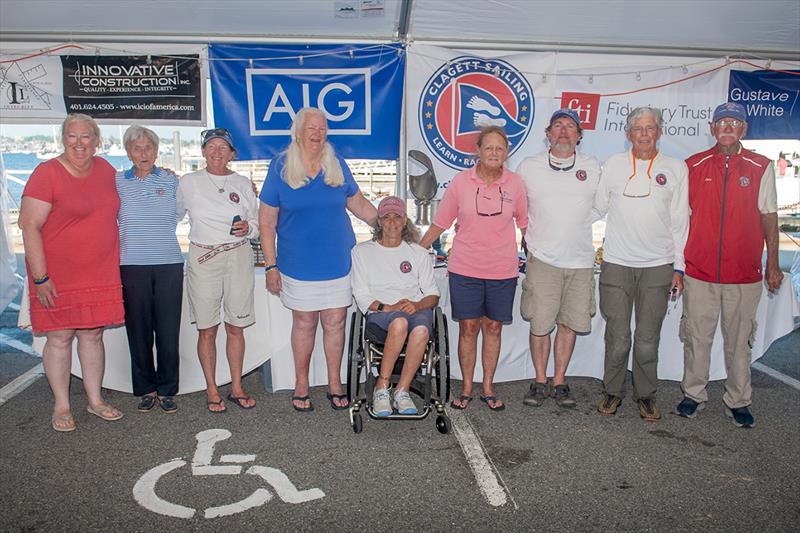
{"left": 177, "top": 169, "right": 259, "bottom": 245}
{"left": 594, "top": 151, "right": 689, "bottom": 270}
{"left": 350, "top": 240, "right": 440, "bottom": 314}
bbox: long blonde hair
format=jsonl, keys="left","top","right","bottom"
{"left": 281, "top": 107, "right": 344, "bottom": 189}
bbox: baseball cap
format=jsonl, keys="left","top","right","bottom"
{"left": 201, "top": 128, "right": 235, "bottom": 150}
{"left": 549, "top": 108, "right": 581, "bottom": 127}
{"left": 712, "top": 102, "right": 747, "bottom": 124}
{"left": 377, "top": 196, "right": 406, "bottom": 218}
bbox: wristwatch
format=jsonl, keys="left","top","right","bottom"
{"left": 377, "top": 303, "right": 385, "bottom": 312}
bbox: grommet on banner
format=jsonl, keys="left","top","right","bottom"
{"left": 446, "top": 60, "right": 451, "bottom": 69}
{"left": 299, "top": 56, "right": 304, "bottom": 65}
{"left": 249, "top": 58, "right": 253, "bottom": 68}
{"left": 766, "top": 59, "right": 772, "bottom": 69}
{"left": 349, "top": 49, "right": 354, "bottom": 60}
{"left": 95, "top": 48, "right": 100, "bottom": 57}
{"left": 636, "top": 72, "right": 641, "bottom": 81}
{"left": 396, "top": 47, "right": 402, "bottom": 57}
{"left": 146, "top": 55, "right": 152, "bottom": 65}
{"left": 681, "top": 65, "right": 688, "bottom": 74}
{"left": 588, "top": 74, "right": 594, "bottom": 84}
{"left": 541, "top": 73, "right": 547, "bottom": 83}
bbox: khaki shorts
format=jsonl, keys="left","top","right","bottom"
{"left": 187, "top": 242, "right": 255, "bottom": 329}
{"left": 520, "top": 256, "right": 595, "bottom": 336}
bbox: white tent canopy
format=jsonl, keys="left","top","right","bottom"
{"left": 1, "top": 0, "right": 798, "bottom": 59}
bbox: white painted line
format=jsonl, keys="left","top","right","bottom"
{"left": 220, "top": 454, "right": 257, "bottom": 463}
{"left": 7, "top": 302, "right": 20, "bottom": 311}
{"left": 449, "top": 409, "right": 516, "bottom": 509}
{"left": 0, "top": 363, "right": 44, "bottom": 407}
{"left": 0, "top": 333, "right": 40, "bottom": 357}
{"left": 753, "top": 362, "right": 800, "bottom": 391}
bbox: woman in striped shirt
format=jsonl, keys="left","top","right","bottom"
{"left": 116, "top": 125, "right": 184, "bottom": 414}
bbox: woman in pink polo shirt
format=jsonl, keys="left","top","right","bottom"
{"left": 420, "top": 126, "right": 528, "bottom": 411}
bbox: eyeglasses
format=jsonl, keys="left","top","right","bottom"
{"left": 715, "top": 119, "right": 744, "bottom": 128}
{"left": 201, "top": 128, "right": 230, "bottom": 143}
{"left": 476, "top": 186, "right": 504, "bottom": 217}
{"left": 622, "top": 152, "right": 658, "bottom": 198}
{"left": 548, "top": 152, "right": 576, "bottom": 171}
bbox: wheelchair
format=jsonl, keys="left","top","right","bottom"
{"left": 346, "top": 307, "right": 451, "bottom": 434}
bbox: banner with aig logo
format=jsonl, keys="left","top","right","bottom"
{"left": 209, "top": 43, "right": 405, "bottom": 161}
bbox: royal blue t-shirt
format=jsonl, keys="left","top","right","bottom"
{"left": 260, "top": 155, "right": 359, "bottom": 281}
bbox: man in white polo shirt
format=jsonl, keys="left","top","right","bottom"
{"left": 517, "top": 109, "right": 601, "bottom": 408}
{"left": 593, "top": 107, "right": 689, "bottom": 421}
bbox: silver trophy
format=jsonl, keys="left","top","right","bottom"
{"left": 408, "top": 150, "right": 438, "bottom": 225}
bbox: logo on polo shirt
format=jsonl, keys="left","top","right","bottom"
{"left": 576, "top": 169, "right": 587, "bottom": 181}
{"left": 229, "top": 192, "right": 240, "bottom": 203}
{"left": 418, "top": 56, "right": 534, "bottom": 170}
{"left": 656, "top": 173, "right": 667, "bottom": 185}
{"left": 399, "top": 260, "right": 412, "bottom": 273}
{"left": 739, "top": 176, "right": 751, "bottom": 187}
{"left": 155, "top": 188, "right": 166, "bottom": 196}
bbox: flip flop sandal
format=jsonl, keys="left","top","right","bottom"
{"left": 291, "top": 395, "right": 314, "bottom": 412}
{"left": 207, "top": 399, "right": 227, "bottom": 413}
{"left": 86, "top": 404, "right": 124, "bottom": 421}
{"left": 227, "top": 394, "right": 256, "bottom": 409}
{"left": 449, "top": 395, "right": 473, "bottom": 410}
{"left": 480, "top": 395, "right": 506, "bottom": 411}
{"left": 52, "top": 413, "right": 76, "bottom": 432}
{"left": 326, "top": 392, "right": 349, "bottom": 410}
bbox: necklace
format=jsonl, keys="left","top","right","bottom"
{"left": 548, "top": 151, "right": 576, "bottom": 171}
{"left": 207, "top": 172, "right": 229, "bottom": 194}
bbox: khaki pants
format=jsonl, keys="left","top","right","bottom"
{"left": 680, "top": 276, "right": 761, "bottom": 408}
{"left": 599, "top": 262, "right": 673, "bottom": 400}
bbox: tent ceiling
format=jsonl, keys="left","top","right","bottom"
{"left": 1, "top": 0, "right": 798, "bottom": 58}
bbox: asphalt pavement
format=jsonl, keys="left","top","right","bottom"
{"left": 1, "top": 290, "right": 798, "bottom": 532}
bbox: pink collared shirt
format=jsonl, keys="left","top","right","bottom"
{"left": 433, "top": 166, "right": 528, "bottom": 280}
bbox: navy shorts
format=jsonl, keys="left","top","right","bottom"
{"left": 365, "top": 308, "right": 434, "bottom": 343}
{"left": 448, "top": 271, "right": 517, "bottom": 324}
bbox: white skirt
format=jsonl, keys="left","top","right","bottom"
{"left": 279, "top": 273, "right": 353, "bottom": 312}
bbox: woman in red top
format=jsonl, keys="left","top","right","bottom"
{"left": 19, "top": 113, "right": 125, "bottom": 432}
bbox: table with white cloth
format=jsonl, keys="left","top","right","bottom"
{"left": 19, "top": 269, "right": 800, "bottom": 394}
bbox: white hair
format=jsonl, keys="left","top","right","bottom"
{"left": 625, "top": 107, "right": 664, "bottom": 131}
{"left": 61, "top": 113, "right": 101, "bottom": 148}
{"left": 281, "top": 107, "right": 344, "bottom": 190}
{"left": 123, "top": 125, "right": 159, "bottom": 151}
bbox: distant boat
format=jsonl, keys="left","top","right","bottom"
{"left": 36, "top": 151, "right": 59, "bottom": 160}
{"left": 103, "top": 144, "right": 128, "bottom": 157}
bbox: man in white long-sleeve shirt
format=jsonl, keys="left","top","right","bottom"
{"left": 593, "top": 107, "right": 689, "bottom": 421}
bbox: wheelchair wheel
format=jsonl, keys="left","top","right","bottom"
{"left": 434, "top": 309, "right": 451, "bottom": 402}
{"left": 435, "top": 414, "right": 450, "bottom": 434}
{"left": 352, "top": 413, "right": 363, "bottom": 434}
{"left": 346, "top": 311, "right": 363, "bottom": 402}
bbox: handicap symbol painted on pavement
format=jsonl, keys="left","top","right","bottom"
{"left": 133, "top": 429, "right": 325, "bottom": 518}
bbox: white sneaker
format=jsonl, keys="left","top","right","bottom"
{"left": 393, "top": 389, "right": 417, "bottom": 415}
{"left": 372, "top": 388, "right": 392, "bottom": 417}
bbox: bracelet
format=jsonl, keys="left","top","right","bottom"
{"left": 33, "top": 274, "right": 50, "bottom": 285}
{"left": 264, "top": 264, "right": 278, "bottom": 272}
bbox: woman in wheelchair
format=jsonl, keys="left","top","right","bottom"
{"left": 350, "top": 196, "right": 440, "bottom": 416}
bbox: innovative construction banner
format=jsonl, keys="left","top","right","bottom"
{"left": 209, "top": 43, "right": 405, "bottom": 160}
{"left": 0, "top": 51, "right": 205, "bottom": 125}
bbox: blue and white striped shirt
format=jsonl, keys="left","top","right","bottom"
{"left": 116, "top": 166, "right": 184, "bottom": 266}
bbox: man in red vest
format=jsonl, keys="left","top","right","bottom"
{"left": 678, "top": 102, "right": 783, "bottom": 428}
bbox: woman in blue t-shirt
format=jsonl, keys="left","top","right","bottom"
{"left": 259, "top": 108, "right": 377, "bottom": 412}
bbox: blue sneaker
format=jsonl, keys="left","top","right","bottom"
{"left": 392, "top": 390, "right": 418, "bottom": 415}
{"left": 676, "top": 397, "right": 704, "bottom": 418}
{"left": 727, "top": 406, "right": 755, "bottom": 428}
{"left": 372, "top": 388, "right": 392, "bottom": 417}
